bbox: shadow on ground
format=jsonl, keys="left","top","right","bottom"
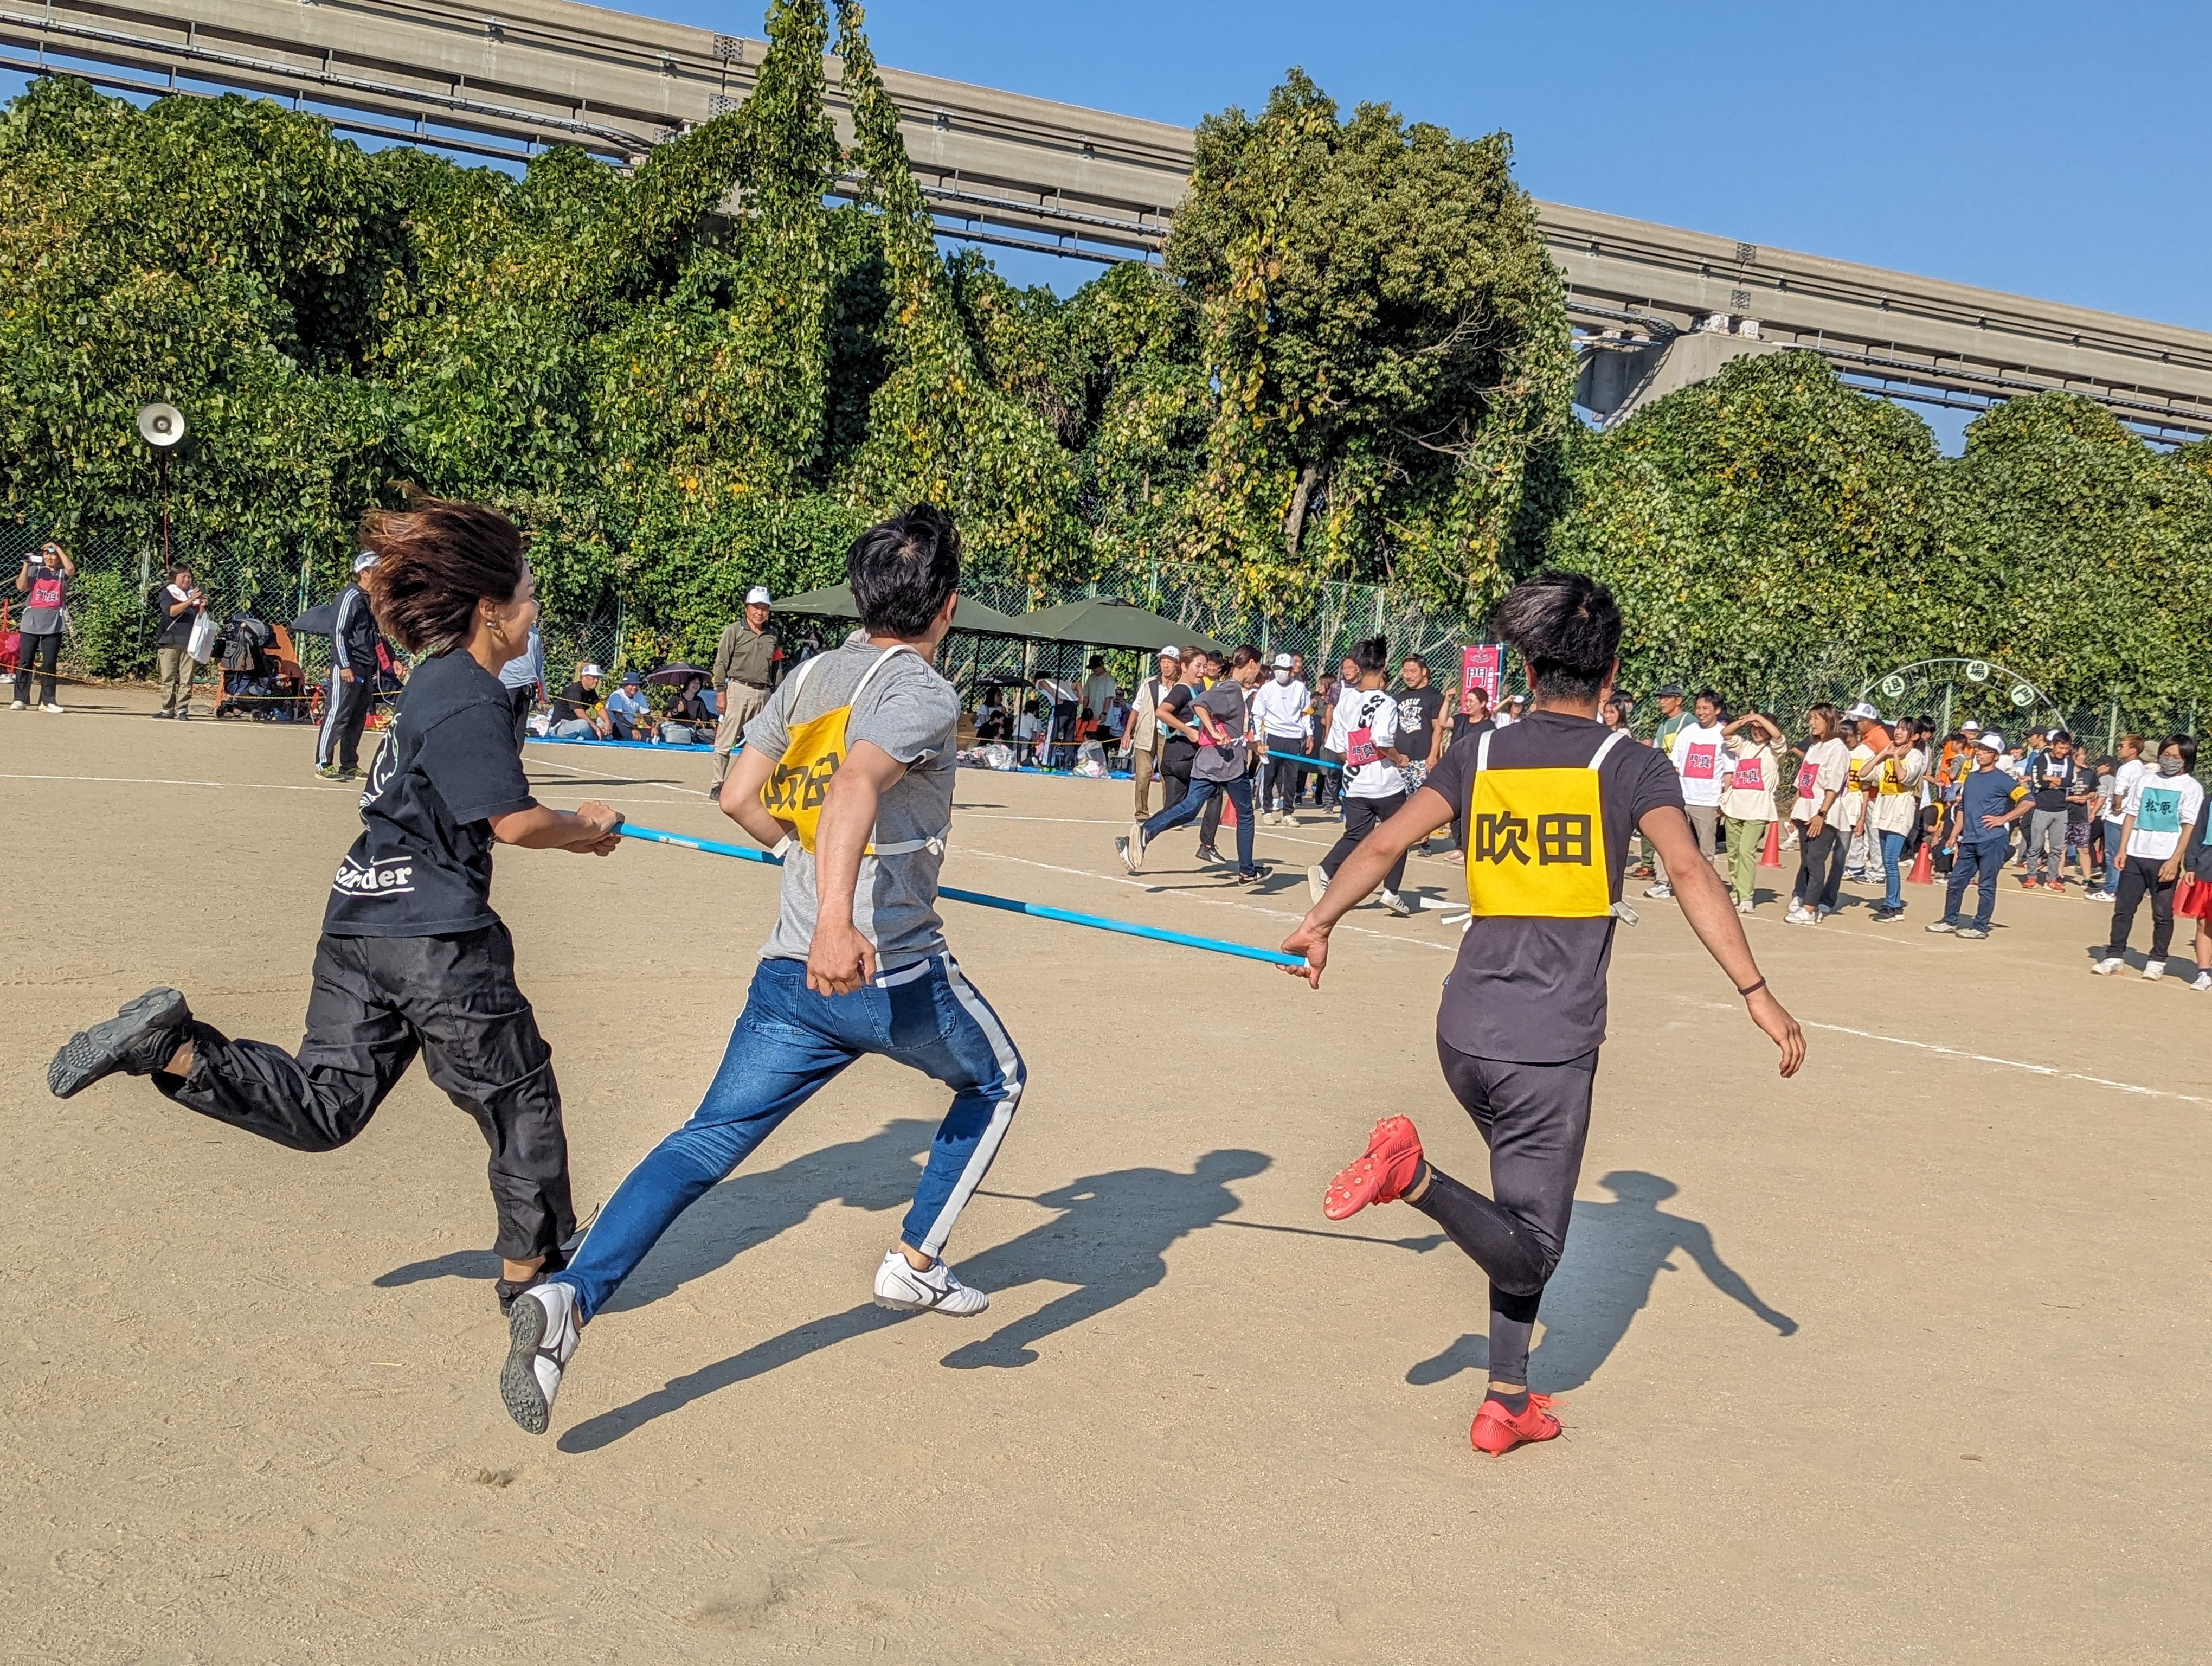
{"left": 556, "top": 1148, "right": 1277, "bottom": 1452}
{"left": 1405, "top": 1170, "right": 1797, "bottom": 1394}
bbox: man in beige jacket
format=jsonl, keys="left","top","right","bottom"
{"left": 709, "top": 585, "right": 780, "bottom": 792}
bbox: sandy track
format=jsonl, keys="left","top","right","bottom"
{"left": 4, "top": 692, "right": 2207, "bottom": 1662}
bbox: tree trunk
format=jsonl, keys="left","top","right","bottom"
{"left": 1282, "top": 462, "right": 1321, "bottom": 563}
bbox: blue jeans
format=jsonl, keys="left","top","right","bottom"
{"left": 1142, "top": 772, "right": 1258, "bottom": 876}
{"left": 2101, "top": 819, "right": 2125, "bottom": 890}
{"left": 1941, "top": 837, "right": 2006, "bottom": 929}
{"left": 552, "top": 953, "right": 1024, "bottom": 1323}
{"left": 1879, "top": 828, "right": 1907, "bottom": 909}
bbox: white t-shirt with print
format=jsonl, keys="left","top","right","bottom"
{"left": 1335, "top": 686, "right": 1405, "bottom": 799}
{"left": 2121, "top": 771, "right": 2206, "bottom": 862}
{"left": 1791, "top": 738, "right": 1850, "bottom": 823}
{"left": 1719, "top": 737, "right": 1780, "bottom": 822}
{"left": 1668, "top": 721, "right": 1728, "bottom": 808}
{"left": 1835, "top": 742, "right": 1877, "bottom": 831}
{"left": 1868, "top": 747, "right": 1927, "bottom": 835}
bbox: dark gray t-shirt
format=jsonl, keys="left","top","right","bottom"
{"left": 744, "top": 636, "right": 960, "bottom": 969}
{"left": 1191, "top": 678, "right": 1251, "bottom": 783}
{"left": 1423, "top": 709, "right": 1684, "bottom": 1062}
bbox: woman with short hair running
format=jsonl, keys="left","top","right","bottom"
{"left": 1281, "top": 572, "right": 1804, "bottom": 1458}
{"left": 47, "top": 499, "right": 622, "bottom": 1312}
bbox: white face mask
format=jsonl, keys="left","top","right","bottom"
{"left": 1273, "top": 668, "right": 1290, "bottom": 684}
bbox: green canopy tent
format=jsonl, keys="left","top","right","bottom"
{"left": 1013, "top": 597, "right": 1224, "bottom": 655}
{"left": 770, "top": 583, "right": 1040, "bottom": 637}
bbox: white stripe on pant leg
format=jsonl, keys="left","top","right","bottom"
{"left": 917, "top": 956, "right": 1025, "bottom": 1259}
{"left": 317, "top": 667, "right": 345, "bottom": 766}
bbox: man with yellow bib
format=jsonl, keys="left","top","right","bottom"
{"left": 1281, "top": 572, "right": 1805, "bottom": 1458}
{"left": 499, "top": 505, "right": 1026, "bottom": 1436}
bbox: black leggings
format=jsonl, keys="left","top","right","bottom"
{"left": 12, "top": 627, "right": 60, "bottom": 705}
{"left": 1322, "top": 792, "right": 1410, "bottom": 893}
{"left": 1405, "top": 1040, "right": 1597, "bottom": 1386}
{"left": 155, "top": 923, "right": 575, "bottom": 1263}
{"left": 1793, "top": 822, "right": 1844, "bottom": 912}
{"left": 2107, "top": 855, "right": 2178, "bottom": 962}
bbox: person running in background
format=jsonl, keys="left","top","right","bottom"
{"left": 1928, "top": 731, "right": 2032, "bottom": 941}
{"left": 1649, "top": 688, "right": 1727, "bottom": 902}
{"left": 1120, "top": 646, "right": 1270, "bottom": 886}
{"left": 47, "top": 499, "right": 621, "bottom": 1313}
{"left": 1308, "top": 636, "right": 1414, "bottom": 917}
{"left": 1864, "top": 720, "right": 1928, "bottom": 922}
{"left": 1151, "top": 649, "right": 1204, "bottom": 851}
{"left": 1253, "top": 652, "right": 1311, "bottom": 823}
{"left": 1786, "top": 704, "right": 1850, "bottom": 926}
{"left": 316, "top": 552, "right": 386, "bottom": 779}
{"left": 1287, "top": 571, "right": 1804, "bottom": 1459}
{"left": 1121, "top": 644, "right": 1180, "bottom": 821}
{"left": 2093, "top": 735, "right": 2206, "bottom": 981}
{"left": 1720, "top": 710, "right": 1784, "bottom": 914}
{"left": 505, "top": 504, "right": 1027, "bottom": 1436}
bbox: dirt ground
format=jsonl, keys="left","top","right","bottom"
{"left": 4, "top": 688, "right": 2209, "bottom": 1663}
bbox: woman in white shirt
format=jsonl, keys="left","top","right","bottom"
{"left": 1787, "top": 704, "right": 1850, "bottom": 926}
{"left": 1863, "top": 727, "right": 1928, "bottom": 921}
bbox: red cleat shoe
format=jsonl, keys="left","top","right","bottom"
{"left": 1323, "top": 1116, "right": 1424, "bottom": 1220}
{"left": 1470, "top": 1392, "right": 1561, "bottom": 1456}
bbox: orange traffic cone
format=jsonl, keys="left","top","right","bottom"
{"left": 1907, "top": 840, "right": 1934, "bottom": 886}
{"left": 1220, "top": 795, "right": 1238, "bottom": 828}
{"left": 1758, "top": 821, "right": 1782, "bottom": 869}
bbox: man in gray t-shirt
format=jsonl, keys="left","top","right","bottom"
{"left": 1117, "top": 645, "right": 1269, "bottom": 882}
{"left": 500, "top": 507, "right": 1030, "bottom": 1438}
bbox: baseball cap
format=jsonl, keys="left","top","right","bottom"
{"left": 1272, "top": 652, "right": 1294, "bottom": 670}
{"left": 1960, "top": 719, "right": 1981, "bottom": 732}
{"left": 745, "top": 586, "right": 772, "bottom": 605}
{"left": 1846, "top": 701, "right": 1880, "bottom": 720}
{"left": 1975, "top": 731, "right": 2002, "bottom": 752}
{"left": 1159, "top": 644, "right": 1182, "bottom": 660}
{"left": 621, "top": 671, "right": 642, "bottom": 687}
{"left": 353, "top": 551, "right": 378, "bottom": 573}
{"left": 578, "top": 663, "right": 602, "bottom": 678}
{"left": 1655, "top": 682, "right": 1684, "bottom": 698}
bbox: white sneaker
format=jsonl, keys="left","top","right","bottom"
{"left": 1117, "top": 822, "right": 1147, "bottom": 873}
{"left": 1643, "top": 882, "right": 1673, "bottom": 899}
{"left": 2091, "top": 957, "right": 2126, "bottom": 976}
{"left": 8, "top": 700, "right": 23, "bottom": 710}
{"left": 2143, "top": 962, "right": 2167, "bottom": 982}
{"left": 873, "top": 1249, "right": 989, "bottom": 1316}
{"left": 41, "top": 702, "right": 62, "bottom": 714}
{"left": 1380, "top": 888, "right": 1413, "bottom": 917}
{"left": 500, "top": 1281, "right": 581, "bottom": 1435}
{"left": 1306, "top": 864, "right": 1329, "bottom": 906}
{"left": 2190, "top": 971, "right": 2211, "bottom": 992}
{"left": 1736, "top": 899, "right": 1755, "bottom": 915}
{"left": 1785, "top": 905, "right": 1812, "bottom": 925}
{"left": 1925, "top": 920, "right": 1956, "bottom": 933}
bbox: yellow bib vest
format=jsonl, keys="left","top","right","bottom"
{"left": 1464, "top": 727, "right": 1632, "bottom": 918}
{"left": 758, "top": 645, "right": 947, "bottom": 859}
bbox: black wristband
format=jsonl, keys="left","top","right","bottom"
{"left": 1736, "top": 977, "right": 1767, "bottom": 998}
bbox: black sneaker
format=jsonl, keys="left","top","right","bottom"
{"left": 1234, "top": 865, "right": 1272, "bottom": 886}
{"left": 48, "top": 988, "right": 190, "bottom": 1099}
{"left": 1195, "top": 844, "right": 1223, "bottom": 864}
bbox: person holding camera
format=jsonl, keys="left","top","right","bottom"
{"left": 11, "top": 540, "right": 74, "bottom": 712}
{"left": 152, "top": 564, "right": 208, "bottom": 719}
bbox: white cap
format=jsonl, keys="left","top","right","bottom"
{"left": 353, "top": 551, "right": 378, "bottom": 573}
{"left": 1272, "top": 652, "right": 1294, "bottom": 670}
{"left": 1846, "top": 701, "right": 1880, "bottom": 720}
{"left": 1975, "top": 730, "right": 2002, "bottom": 752}
{"left": 578, "top": 663, "right": 602, "bottom": 678}
{"left": 745, "top": 586, "right": 772, "bottom": 606}
{"left": 1159, "top": 644, "right": 1182, "bottom": 659}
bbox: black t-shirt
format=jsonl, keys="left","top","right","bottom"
{"left": 550, "top": 681, "right": 601, "bottom": 723}
{"left": 1422, "top": 709, "right": 1684, "bottom": 1063}
{"left": 1392, "top": 682, "right": 1446, "bottom": 765}
{"left": 1160, "top": 683, "right": 1198, "bottom": 766}
{"left": 2026, "top": 754, "right": 2078, "bottom": 816}
{"left": 151, "top": 585, "right": 199, "bottom": 648}
{"left": 324, "top": 651, "right": 537, "bottom": 937}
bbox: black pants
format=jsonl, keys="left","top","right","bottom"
{"left": 155, "top": 924, "right": 575, "bottom": 1263}
{"left": 12, "top": 628, "right": 60, "bottom": 706}
{"left": 507, "top": 683, "right": 534, "bottom": 749}
{"left": 1792, "top": 822, "right": 1844, "bottom": 912}
{"left": 2108, "top": 855, "right": 2178, "bottom": 962}
{"left": 1315, "top": 748, "right": 1344, "bottom": 808}
{"left": 1262, "top": 744, "right": 1306, "bottom": 812}
{"left": 1406, "top": 1040, "right": 1598, "bottom": 1387}
{"left": 1322, "top": 791, "right": 1409, "bottom": 893}
{"left": 318, "top": 668, "right": 372, "bottom": 769}
{"left": 1159, "top": 753, "right": 1193, "bottom": 828}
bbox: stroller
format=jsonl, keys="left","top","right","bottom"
{"left": 214, "top": 614, "right": 308, "bottom": 721}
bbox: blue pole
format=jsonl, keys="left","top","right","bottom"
{"left": 616, "top": 823, "right": 1307, "bottom": 969}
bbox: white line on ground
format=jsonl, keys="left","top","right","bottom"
{"left": 1685, "top": 998, "right": 2208, "bottom": 1105}
{"left": 0, "top": 771, "right": 355, "bottom": 793}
